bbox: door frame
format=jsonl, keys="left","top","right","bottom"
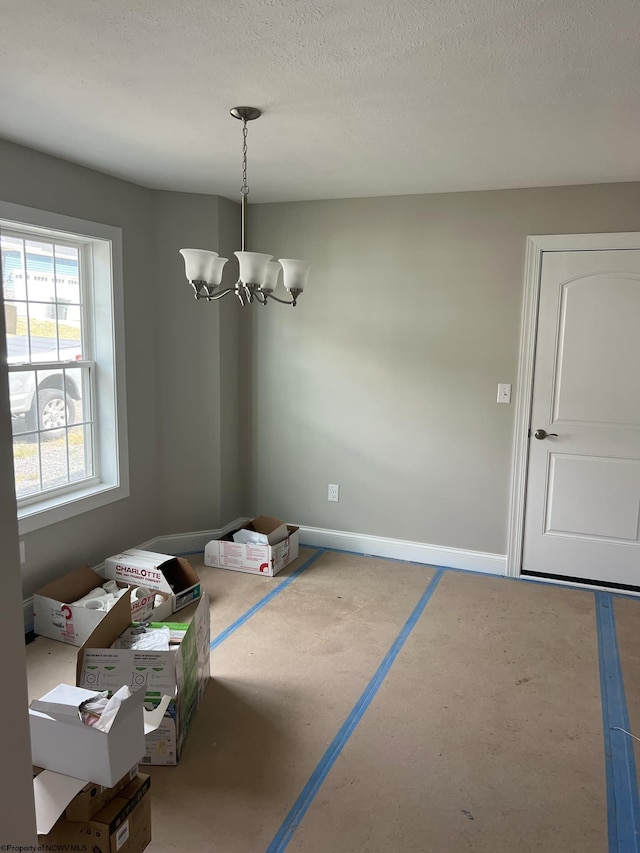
{"left": 506, "top": 231, "right": 640, "bottom": 580}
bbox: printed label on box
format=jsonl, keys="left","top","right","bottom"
{"left": 80, "top": 649, "right": 179, "bottom": 692}
{"left": 51, "top": 607, "right": 66, "bottom": 630}
{"left": 130, "top": 593, "right": 154, "bottom": 621}
{"left": 174, "top": 584, "right": 201, "bottom": 610}
{"left": 142, "top": 716, "right": 177, "bottom": 765}
{"left": 218, "top": 542, "right": 253, "bottom": 568}
{"left": 116, "top": 818, "right": 130, "bottom": 850}
{"left": 112, "top": 563, "right": 165, "bottom": 587}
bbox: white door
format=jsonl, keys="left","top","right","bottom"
{"left": 522, "top": 249, "right": 640, "bottom": 588}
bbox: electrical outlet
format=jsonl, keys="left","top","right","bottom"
{"left": 328, "top": 484, "right": 340, "bottom": 502}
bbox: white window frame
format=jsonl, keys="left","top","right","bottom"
{"left": 0, "top": 201, "right": 129, "bottom": 534}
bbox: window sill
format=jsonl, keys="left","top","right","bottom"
{"left": 17, "top": 480, "right": 129, "bottom": 535}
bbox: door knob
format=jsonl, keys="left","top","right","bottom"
{"left": 534, "top": 428, "right": 558, "bottom": 440}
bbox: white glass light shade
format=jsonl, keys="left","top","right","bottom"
{"left": 234, "top": 251, "right": 273, "bottom": 285}
{"left": 261, "top": 261, "right": 282, "bottom": 293}
{"left": 179, "top": 248, "right": 218, "bottom": 282}
{"left": 279, "top": 259, "right": 311, "bottom": 292}
{"left": 207, "top": 257, "right": 228, "bottom": 286}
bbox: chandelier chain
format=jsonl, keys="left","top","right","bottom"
{"left": 241, "top": 120, "right": 249, "bottom": 197}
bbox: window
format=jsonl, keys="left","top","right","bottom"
{"left": 0, "top": 202, "right": 129, "bottom": 534}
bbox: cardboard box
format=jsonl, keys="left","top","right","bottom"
{"left": 104, "top": 550, "right": 201, "bottom": 615}
{"left": 64, "top": 765, "right": 139, "bottom": 822}
{"left": 77, "top": 594, "right": 211, "bottom": 765}
{"left": 204, "top": 516, "right": 299, "bottom": 576}
{"left": 33, "top": 565, "right": 158, "bottom": 647}
{"left": 39, "top": 773, "right": 151, "bottom": 853}
{"left": 33, "top": 764, "right": 138, "bottom": 823}
{"left": 233, "top": 516, "right": 289, "bottom": 546}
{"left": 29, "top": 681, "right": 167, "bottom": 787}
{"left": 34, "top": 566, "right": 106, "bottom": 646}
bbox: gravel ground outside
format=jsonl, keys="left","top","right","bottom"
{"left": 13, "top": 425, "right": 91, "bottom": 498}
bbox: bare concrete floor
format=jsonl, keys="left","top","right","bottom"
{"left": 25, "top": 549, "right": 640, "bottom": 852}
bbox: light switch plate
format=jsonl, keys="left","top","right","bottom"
{"left": 497, "top": 383, "right": 512, "bottom": 404}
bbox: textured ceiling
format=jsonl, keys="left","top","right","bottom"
{"left": 1, "top": 0, "right": 639, "bottom": 202}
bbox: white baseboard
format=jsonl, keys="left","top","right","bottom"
{"left": 89, "top": 517, "right": 249, "bottom": 575}
{"left": 142, "top": 519, "right": 507, "bottom": 576}
{"left": 24, "top": 518, "right": 505, "bottom": 634}
{"left": 297, "top": 525, "right": 507, "bottom": 575}
{"left": 136, "top": 517, "right": 248, "bottom": 555}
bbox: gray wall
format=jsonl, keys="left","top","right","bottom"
{"left": 217, "top": 196, "right": 251, "bottom": 522}
{"left": 0, "top": 139, "right": 162, "bottom": 598}
{"left": 152, "top": 191, "right": 246, "bottom": 532}
{"left": 0, "top": 141, "right": 243, "bottom": 601}
{"left": 248, "top": 184, "right": 640, "bottom": 555}
{"left": 3, "top": 134, "right": 640, "bottom": 585}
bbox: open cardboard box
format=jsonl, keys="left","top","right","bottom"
{"left": 38, "top": 773, "right": 151, "bottom": 853}
{"left": 103, "top": 550, "right": 201, "bottom": 616}
{"left": 232, "top": 516, "right": 290, "bottom": 546}
{"left": 204, "top": 516, "right": 299, "bottom": 577}
{"left": 33, "top": 565, "right": 158, "bottom": 647}
{"left": 58, "top": 765, "right": 138, "bottom": 822}
{"left": 77, "top": 591, "right": 210, "bottom": 765}
{"left": 32, "top": 763, "right": 139, "bottom": 836}
{"left": 29, "top": 679, "right": 168, "bottom": 788}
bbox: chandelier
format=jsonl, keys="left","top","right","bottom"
{"left": 179, "top": 107, "right": 311, "bottom": 307}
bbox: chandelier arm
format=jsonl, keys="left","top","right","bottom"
{"left": 195, "top": 286, "right": 237, "bottom": 302}
{"left": 236, "top": 281, "right": 251, "bottom": 306}
{"left": 264, "top": 292, "right": 297, "bottom": 306}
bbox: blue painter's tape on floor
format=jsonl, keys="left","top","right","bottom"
{"left": 210, "top": 548, "right": 326, "bottom": 651}
{"left": 595, "top": 591, "right": 640, "bottom": 852}
{"left": 265, "top": 566, "right": 445, "bottom": 853}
